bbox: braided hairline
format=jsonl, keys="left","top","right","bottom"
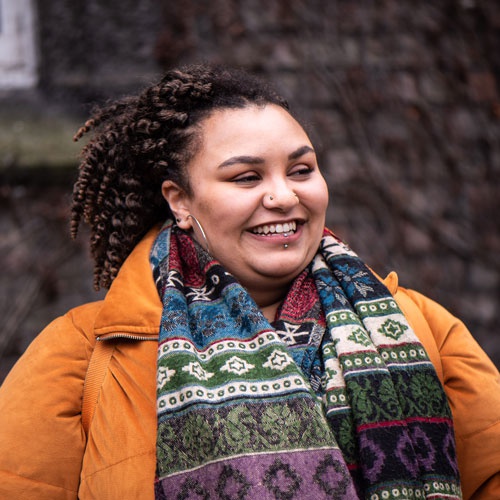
{"left": 71, "top": 64, "right": 289, "bottom": 290}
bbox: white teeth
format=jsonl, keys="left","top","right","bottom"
{"left": 252, "top": 221, "right": 297, "bottom": 235}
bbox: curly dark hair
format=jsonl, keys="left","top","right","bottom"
{"left": 71, "top": 64, "right": 289, "bottom": 290}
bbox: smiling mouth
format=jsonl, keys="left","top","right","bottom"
{"left": 251, "top": 220, "right": 298, "bottom": 235}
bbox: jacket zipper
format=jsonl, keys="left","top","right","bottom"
{"left": 96, "top": 334, "right": 159, "bottom": 342}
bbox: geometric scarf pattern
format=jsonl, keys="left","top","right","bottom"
{"left": 151, "top": 221, "right": 462, "bottom": 499}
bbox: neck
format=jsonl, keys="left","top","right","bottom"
{"left": 260, "top": 301, "right": 283, "bottom": 323}
{"left": 247, "top": 283, "right": 290, "bottom": 323}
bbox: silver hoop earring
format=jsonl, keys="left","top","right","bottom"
{"left": 187, "top": 214, "right": 210, "bottom": 253}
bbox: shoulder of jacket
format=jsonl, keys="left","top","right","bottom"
{"left": 62, "top": 301, "right": 105, "bottom": 346}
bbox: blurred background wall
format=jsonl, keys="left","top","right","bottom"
{"left": 1, "top": 0, "right": 499, "bottom": 381}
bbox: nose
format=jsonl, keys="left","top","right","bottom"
{"left": 262, "top": 183, "right": 299, "bottom": 211}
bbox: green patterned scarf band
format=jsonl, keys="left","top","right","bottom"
{"left": 151, "top": 221, "right": 462, "bottom": 499}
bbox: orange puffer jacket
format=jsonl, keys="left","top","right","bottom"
{"left": 0, "top": 228, "right": 499, "bottom": 499}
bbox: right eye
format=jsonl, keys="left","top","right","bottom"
{"left": 231, "top": 173, "right": 261, "bottom": 184}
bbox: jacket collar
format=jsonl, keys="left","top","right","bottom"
{"left": 381, "top": 270, "right": 399, "bottom": 295}
{"left": 93, "top": 226, "right": 162, "bottom": 339}
{"left": 92, "top": 225, "right": 399, "bottom": 339}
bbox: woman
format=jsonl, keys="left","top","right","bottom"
{"left": 0, "top": 64, "right": 499, "bottom": 499}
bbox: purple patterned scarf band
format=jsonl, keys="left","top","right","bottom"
{"left": 151, "top": 221, "right": 462, "bottom": 499}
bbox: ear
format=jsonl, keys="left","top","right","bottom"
{"left": 161, "top": 180, "right": 192, "bottom": 230}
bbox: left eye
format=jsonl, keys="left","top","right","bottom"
{"left": 290, "top": 166, "right": 313, "bottom": 176}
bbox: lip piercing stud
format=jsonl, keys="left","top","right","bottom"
{"left": 284, "top": 233, "right": 289, "bottom": 237}
{"left": 284, "top": 244, "right": 289, "bottom": 249}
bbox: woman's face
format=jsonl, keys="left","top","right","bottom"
{"left": 163, "top": 104, "right": 329, "bottom": 297}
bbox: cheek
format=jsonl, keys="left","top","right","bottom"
{"left": 196, "top": 195, "right": 246, "bottom": 232}
{"left": 307, "top": 180, "right": 329, "bottom": 215}
{"left": 318, "top": 179, "right": 330, "bottom": 211}
{"left": 203, "top": 192, "right": 257, "bottom": 222}
{"left": 195, "top": 191, "right": 226, "bottom": 217}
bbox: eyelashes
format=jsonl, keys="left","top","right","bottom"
{"left": 231, "top": 165, "right": 316, "bottom": 184}
{"left": 232, "top": 173, "right": 261, "bottom": 184}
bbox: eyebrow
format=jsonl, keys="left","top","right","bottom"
{"left": 217, "top": 145, "right": 315, "bottom": 169}
{"left": 288, "top": 145, "right": 315, "bottom": 160}
{"left": 218, "top": 155, "right": 264, "bottom": 168}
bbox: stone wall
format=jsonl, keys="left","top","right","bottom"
{"left": 1, "top": 0, "right": 499, "bottom": 380}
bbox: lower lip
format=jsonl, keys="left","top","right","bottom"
{"left": 248, "top": 225, "right": 303, "bottom": 244}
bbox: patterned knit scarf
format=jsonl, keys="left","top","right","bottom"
{"left": 151, "top": 221, "right": 462, "bottom": 499}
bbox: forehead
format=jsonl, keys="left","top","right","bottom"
{"left": 197, "top": 104, "right": 311, "bottom": 155}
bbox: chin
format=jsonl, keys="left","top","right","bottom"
{"left": 257, "top": 262, "right": 307, "bottom": 281}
